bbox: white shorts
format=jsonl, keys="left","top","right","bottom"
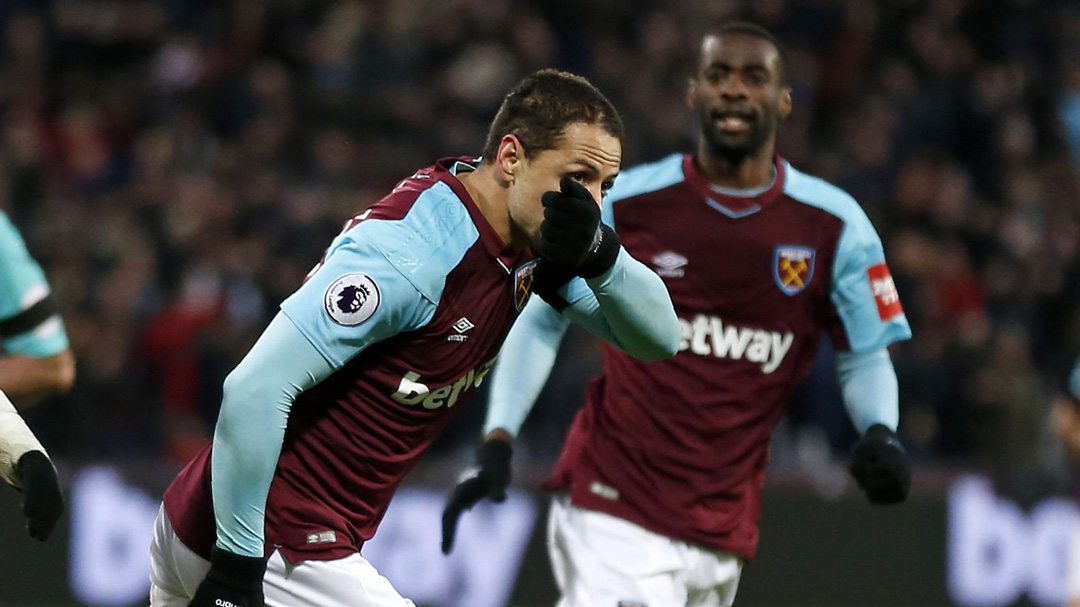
{"left": 148, "top": 505, "right": 415, "bottom": 607}
{"left": 547, "top": 494, "right": 742, "bottom": 607}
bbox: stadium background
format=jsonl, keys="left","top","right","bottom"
{"left": 2, "top": 0, "right": 1080, "bottom": 605}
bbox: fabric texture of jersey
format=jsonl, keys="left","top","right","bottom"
{"left": 164, "top": 158, "right": 538, "bottom": 563}
{"left": 546, "top": 153, "right": 911, "bottom": 560}
{"left": 0, "top": 211, "right": 68, "bottom": 357}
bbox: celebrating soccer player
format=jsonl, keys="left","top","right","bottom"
{"left": 148, "top": 69, "right": 680, "bottom": 607}
{"left": 443, "top": 23, "right": 913, "bottom": 607}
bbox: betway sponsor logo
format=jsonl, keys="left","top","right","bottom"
{"left": 391, "top": 357, "right": 497, "bottom": 409}
{"left": 678, "top": 314, "right": 794, "bottom": 374}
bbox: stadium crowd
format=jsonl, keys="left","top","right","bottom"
{"left": 1, "top": 0, "right": 1079, "bottom": 498}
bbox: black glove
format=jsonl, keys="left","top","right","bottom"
{"left": 441, "top": 439, "right": 513, "bottom": 554}
{"left": 849, "top": 424, "right": 911, "bottom": 505}
{"left": 15, "top": 450, "right": 63, "bottom": 541}
{"left": 187, "top": 547, "right": 266, "bottom": 607}
{"left": 539, "top": 176, "right": 621, "bottom": 278}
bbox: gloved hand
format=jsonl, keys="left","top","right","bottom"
{"left": 539, "top": 176, "right": 621, "bottom": 278}
{"left": 187, "top": 547, "right": 266, "bottom": 607}
{"left": 441, "top": 438, "right": 513, "bottom": 554}
{"left": 849, "top": 424, "right": 911, "bottom": 505}
{"left": 15, "top": 450, "right": 63, "bottom": 541}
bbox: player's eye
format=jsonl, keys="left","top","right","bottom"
{"left": 746, "top": 70, "right": 768, "bottom": 85}
{"left": 600, "top": 180, "right": 615, "bottom": 196}
{"left": 568, "top": 172, "right": 588, "bottom": 184}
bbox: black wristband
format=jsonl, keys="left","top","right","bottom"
{"left": 576, "top": 224, "right": 622, "bottom": 279}
{"left": 206, "top": 546, "right": 267, "bottom": 589}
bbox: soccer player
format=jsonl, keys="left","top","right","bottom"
{"left": 0, "top": 210, "right": 75, "bottom": 406}
{"left": 442, "top": 24, "right": 913, "bottom": 606}
{"left": 149, "top": 69, "right": 681, "bottom": 607}
{"left": 0, "top": 387, "right": 64, "bottom": 541}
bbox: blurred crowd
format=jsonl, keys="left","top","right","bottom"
{"left": 2, "top": 0, "right": 1080, "bottom": 495}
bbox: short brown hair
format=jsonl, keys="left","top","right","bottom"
{"left": 481, "top": 69, "right": 623, "bottom": 161}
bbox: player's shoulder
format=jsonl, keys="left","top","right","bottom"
{"left": 781, "top": 161, "right": 875, "bottom": 234}
{"left": 340, "top": 162, "right": 481, "bottom": 301}
{"left": 606, "top": 153, "right": 686, "bottom": 205}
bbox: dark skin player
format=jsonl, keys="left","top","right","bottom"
{"left": 688, "top": 32, "right": 792, "bottom": 188}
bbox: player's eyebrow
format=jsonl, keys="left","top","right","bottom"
{"left": 569, "top": 158, "right": 601, "bottom": 175}
{"left": 570, "top": 158, "right": 619, "bottom": 182}
{"left": 706, "top": 61, "right": 771, "bottom": 73}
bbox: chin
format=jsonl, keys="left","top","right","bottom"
{"left": 708, "top": 131, "right": 766, "bottom": 160}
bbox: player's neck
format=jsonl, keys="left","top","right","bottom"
{"left": 695, "top": 140, "right": 776, "bottom": 190}
{"left": 457, "top": 165, "right": 521, "bottom": 250}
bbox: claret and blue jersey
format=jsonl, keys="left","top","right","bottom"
{"left": 547, "top": 153, "right": 912, "bottom": 560}
{"left": 165, "top": 158, "right": 555, "bottom": 563}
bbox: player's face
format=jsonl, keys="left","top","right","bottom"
{"left": 688, "top": 34, "right": 792, "bottom": 160}
{"left": 507, "top": 122, "right": 621, "bottom": 249}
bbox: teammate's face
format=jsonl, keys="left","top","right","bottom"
{"left": 504, "top": 122, "right": 621, "bottom": 249}
{"left": 688, "top": 34, "right": 791, "bottom": 161}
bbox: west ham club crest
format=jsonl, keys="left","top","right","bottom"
{"left": 774, "top": 245, "right": 815, "bottom": 295}
{"left": 513, "top": 259, "right": 541, "bottom": 311}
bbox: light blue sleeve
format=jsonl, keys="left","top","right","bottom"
{"left": 835, "top": 348, "right": 899, "bottom": 433}
{"left": 484, "top": 298, "right": 570, "bottom": 437}
{"left": 280, "top": 183, "right": 476, "bottom": 366}
{"left": 828, "top": 211, "right": 912, "bottom": 352}
{"left": 280, "top": 235, "right": 441, "bottom": 368}
{"left": 557, "top": 248, "right": 680, "bottom": 361}
{"left": 212, "top": 312, "right": 335, "bottom": 557}
{"left": 783, "top": 166, "right": 912, "bottom": 353}
{"left": 0, "top": 212, "right": 68, "bottom": 358}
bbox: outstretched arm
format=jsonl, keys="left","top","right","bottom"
{"left": 210, "top": 312, "right": 334, "bottom": 557}
{"left": 193, "top": 220, "right": 436, "bottom": 605}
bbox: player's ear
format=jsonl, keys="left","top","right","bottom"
{"left": 495, "top": 134, "right": 524, "bottom": 183}
{"left": 779, "top": 86, "right": 793, "bottom": 120}
{"left": 686, "top": 77, "right": 697, "bottom": 110}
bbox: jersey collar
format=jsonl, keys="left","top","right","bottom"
{"left": 681, "top": 154, "right": 787, "bottom": 218}
{"left": 436, "top": 157, "right": 531, "bottom": 271}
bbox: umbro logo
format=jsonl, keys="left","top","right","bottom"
{"left": 448, "top": 317, "right": 474, "bottom": 342}
{"left": 652, "top": 251, "right": 687, "bottom": 277}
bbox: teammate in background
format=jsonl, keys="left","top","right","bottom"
{"left": 0, "top": 211, "right": 75, "bottom": 407}
{"left": 442, "top": 24, "right": 913, "bottom": 607}
{"left": 150, "top": 69, "right": 680, "bottom": 607}
{"left": 0, "top": 387, "right": 64, "bottom": 540}
{"left": 1052, "top": 358, "right": 1080, "bottom": 607}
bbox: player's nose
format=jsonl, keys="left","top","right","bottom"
{"left": 720, "top": 75, "right": 749, "bottom": 99}
{"left": 588, "top": 184, "right": 603, "bottom": 207}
